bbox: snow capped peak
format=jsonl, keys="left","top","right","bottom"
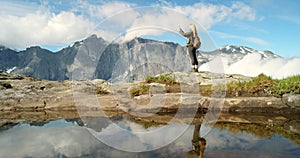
{"left": 217, "top": 45, "right": 278, "bottom": 58}
{"left": 200, "top": 45, "right": 280, "bottom": 67}
{"left": 219, "top": 45, "right": 246, "bottom": 53}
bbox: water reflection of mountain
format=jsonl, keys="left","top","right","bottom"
{"left": 0, "top": 116, "right": 300, "bottom": 158}
{"left": 129, "top": 113, "right": 300, "bottom": 145}
{"left": 0, "top": 113, "right": 299, "bottom": 158}
{"left": 1, "top": 111, "right": 299, "bottom": 144}
{"left": 73, "top": 115, "right": 124, "bottom": 132}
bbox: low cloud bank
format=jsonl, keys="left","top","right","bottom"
{"left": 199, "top": 53, "right": 300, "bottom": 79}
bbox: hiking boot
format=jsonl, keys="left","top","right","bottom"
{"left": 191, "top": 68, "right": 197, "bottom": 72}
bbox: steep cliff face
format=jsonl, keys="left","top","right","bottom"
{"left": 57, "top": 34, "right": 108, "bottom": 80}
{"left": 95, "top": 38, "right": 190, "bottom": 82}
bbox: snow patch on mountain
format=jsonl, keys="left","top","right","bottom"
{"left": 6, "top": 66, "right": 17, "bottom": 73}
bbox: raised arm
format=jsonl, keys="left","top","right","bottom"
{"left": 179, "top": 28, "right": 193, "bottom": 37}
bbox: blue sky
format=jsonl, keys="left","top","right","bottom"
{"left": 0, "top": 0, "right": 299, "bottom": 57}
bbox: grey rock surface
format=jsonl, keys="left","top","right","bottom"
{"left": 282, "top": 94, "right": 300, "bottom": 109}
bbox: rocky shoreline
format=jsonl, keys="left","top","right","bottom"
{"left": 0, "top": 71, "right": 299, "bottom": 114}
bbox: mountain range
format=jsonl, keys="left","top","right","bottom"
{"left": 0, "top": 34, "right": 280, "bottom": 81}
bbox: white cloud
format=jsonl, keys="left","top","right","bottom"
{"left": 94, "top": 29, "right": 120, "bottom": 42}
{"left": 174, "top": 2, "right": 258, "bottom": 29}
{"left": 97, "top": 2, "right": 136, "bottom": 18}
{"left": 0, "top": 1, "right": 261, "bottom": 50}
{"left": 90, "top": 1, "right": 140, "bottom": 28}
{"left": 0, "top": 1, "right": 142, "bottom": 49}
{"left": 175, "top": 3, "right": 228, "bottom": 29}
{"left": 231, "top": 2, "right": 257, "bottom": 21}
{"left": 120, "top": 1, "right": 260, "bottom": 42}
{"left": 121, "top": 9, "right": 191, "bottom": 42}
{"left": 199, "top": 53, "right": 300, "bottom": 78}
{"left": 0, "top": 10, "right": 95, "bottom": 49}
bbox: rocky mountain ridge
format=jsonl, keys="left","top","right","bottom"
{"left": 0, "top": 35, "right": 280, "bottom": 81}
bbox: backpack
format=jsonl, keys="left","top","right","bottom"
{"left": 193, "top": 35, "right": 201, "bottom": 49}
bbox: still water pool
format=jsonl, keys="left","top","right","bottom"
{"left": 0, "top": 114, "right": 299, "bottom": 158}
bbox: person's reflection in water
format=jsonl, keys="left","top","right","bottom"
{"left": 185, "top": 123, "right": 206, "bottom": 158}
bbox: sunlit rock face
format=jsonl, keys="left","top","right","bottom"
{"left": 94, "top": 37, "right": 190, "bottom": 82}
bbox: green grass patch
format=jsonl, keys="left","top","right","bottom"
{"left": 129, "top": 84, "right": 150, "bottom": 98}
{"left": 200, "top": 85, "right": 212, "bottom": 96}
{"left": 130, "top": 73, "right": 300, "bottom": 98}
{"left": 226, "top": 73, "right": 275, "bottom": 97}
{"left": 226, "top": 73, "right": 300, "bottom": 97}
{"left": 129, "top": 74, "right": 177, "bottom": 98}
{"left": 273, "top": 75, "right": 300, "bottom": 96}
{"left": 146, "top": 74, "right": 176, "bottom": 84}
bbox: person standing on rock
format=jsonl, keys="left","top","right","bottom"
{"left": 179, "top": 24, "right": 201, "bottom": 72}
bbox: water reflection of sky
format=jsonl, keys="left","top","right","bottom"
{"left": 0, "top": 119, "right": 299, "bottom": 158}
{"left": 91, "top": 119, "right": 189, "bottom": 152}
{"left": 43, "top": 119, "right": 79, "bottom": 127}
